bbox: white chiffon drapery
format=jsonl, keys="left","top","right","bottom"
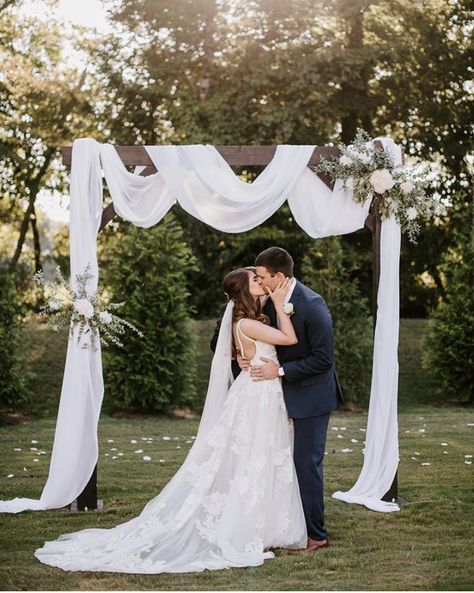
{"left": 0, "top": 139, "right": 401, "bottom": 514}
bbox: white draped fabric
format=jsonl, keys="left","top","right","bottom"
{"left": 0, "top": 139, "right": 401, "bottom": 515}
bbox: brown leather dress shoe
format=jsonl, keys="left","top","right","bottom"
{"left": 306, "top": 537, "right": 329, "bottom": 552}
{"left": 291, "top": 537, "right": 330, "bottom": 553}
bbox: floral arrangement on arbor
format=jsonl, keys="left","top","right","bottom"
{"left": 34, "top": 265, "right": 143, "bottom": 351}
{"left": 314, "top": 129, "right": 438, "bottom": 243}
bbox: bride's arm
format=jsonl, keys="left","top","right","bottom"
{"left": 240, "top": 318, "right": 297, "bottom": 346}
{"left": 240, "top": 278, "right": 298, "bottom": 346}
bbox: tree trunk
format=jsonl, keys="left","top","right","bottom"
{"left": 30, "top": 206, "right": 41, "bottom": 273}
{"left": 9, "top": 148, "right": 54, "bottom": 272}
{"left": 340, "top": 6, "right": 373, "bottom": 144}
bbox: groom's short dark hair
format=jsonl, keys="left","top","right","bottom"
{"left": 255, "top": 246, "right": 294, "bottom": 277}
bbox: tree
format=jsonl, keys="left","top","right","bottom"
{"left": 423, "top": 199, "right": 474, "bottom": 403}
{"left": 100, "top": 214, "right": 199, "bottom": 413}
{"left": 0, "top": 1, "right": 103, "bottom": 277}
{"left": 98, "top": 0, "right": 471, "bottom": 317}
{"left": 0, "top": 263, "right": 29, "bottom": 410}
{"left": 301, "top": 237, "right": 373, "bottom": 406}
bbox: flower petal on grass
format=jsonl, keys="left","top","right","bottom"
{"left": 143, "top": 456, "right": 151, "bottom": 461}
{"left": 162, "top": 437, "right": 171, "bottom": 441}
{"left": 7, "top": 474, "right": 14, "bottom": 478}
{"left": 134, "top": 449, "right": 144, "bottom": 453}
{"left": 341, "top": 448, "right": 353, "bottom": 453}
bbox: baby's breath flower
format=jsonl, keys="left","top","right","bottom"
{"left": 313, "top": 128, "right": 435, "bottom": 243}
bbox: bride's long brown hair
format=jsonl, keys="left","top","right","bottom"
{"left": 222, "top": 269, "right": 270, "bottom": 356}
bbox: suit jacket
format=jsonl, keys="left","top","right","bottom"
{"left": 265, "top": 280, "right": 344, "bottom": 419}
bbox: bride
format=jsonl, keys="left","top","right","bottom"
{"left": 35, "top": 268, "right": 307, "bottom": 574}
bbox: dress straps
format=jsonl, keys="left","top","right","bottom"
{"left": 235, "top": 319, "right": 256, "bottom": 359}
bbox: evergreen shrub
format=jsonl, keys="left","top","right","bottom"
{"left": 101, "top": 214, "right": 199, "bottom": 413}
{"left": 0, "top": 263, "right": 29, "bottom": 409}
{"left": 301, "top": 237, "right": 373, "bottom": 407}
{"left": 424, "top": 228, "right": 474, "bottom": 403}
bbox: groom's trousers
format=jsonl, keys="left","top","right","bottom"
{"left": 293, "top": 412, "right": 331, "bottom": 541}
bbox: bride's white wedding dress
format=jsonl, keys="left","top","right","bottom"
{"left": 35, "top": 318, "right": 307, "bottom": 574}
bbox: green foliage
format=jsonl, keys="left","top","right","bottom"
{"left": 174, "top": 202, "right": 314, "bottom": 318}
{"left": 301, "top": 237, "right": 373, "bottom": 406}
{"left": 101, "top": 214, "right": 199, "bottom": 413}
{"left": 424, "top": 206, "right": 474, "bottom": 404}
{"left": 0, "top": 263, "right": 30, "bottom": 409}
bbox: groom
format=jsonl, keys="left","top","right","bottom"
{"left": 246, "top": 246, "right": 342, "bottom": 553}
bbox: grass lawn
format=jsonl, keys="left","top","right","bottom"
{"left": 0, "top": 318, "right": 472, "bottom": 590}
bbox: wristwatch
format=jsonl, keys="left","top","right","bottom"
{"left": 277, "top": 366, "right": 285, "bottom": 377}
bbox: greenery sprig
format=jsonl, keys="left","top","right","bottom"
{"left": 34, "top": 264, "right": 143, "bottom": 351}
{"left": 314, "top": 129, "right": 439, "bottom": 243}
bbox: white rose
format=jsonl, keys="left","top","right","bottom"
{"left": 48, "top": 299, "right": 61, "bottom": 311}
{"left": 406, "top": 207, "right": 418, "bottom": 220}
{"left": 99, "top": 311, "right": 113, "bottom": 324}
{"left": 369, "top": 169, "right": 395, "bottom": 194}
{"left": 339, "top": 155, "right": 353, "bottom": 166}
{"left": 346, "top": 177, "right": 355, "bottom": 190}
{"left": 400, "top": 181, "right": 414, "bottom": 194}
{"left": 283, "top": 302, "right": 294, "bottom": 316}
{"left": 74, "top": 298, "right": 94, "bottom": 319}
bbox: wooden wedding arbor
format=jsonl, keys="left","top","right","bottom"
{"left": 62, "top": 142, "right": 399, "bottom": 511}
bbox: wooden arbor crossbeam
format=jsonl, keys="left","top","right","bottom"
{"left": 61, "top": 141, "right": 397, "bottom": 511}
{"left": 61, "top": 144, "right": 379, "bottom": 233}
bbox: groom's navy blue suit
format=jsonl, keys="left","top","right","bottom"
{"left": 264, "top": 280, "right": 343, "bottom": 541}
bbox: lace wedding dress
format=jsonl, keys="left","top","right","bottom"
{"left": 35, "top": 317, "right": 307, "bottom": 574}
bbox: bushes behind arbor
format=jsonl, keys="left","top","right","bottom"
{"left": 101, "top": 214, "right": 198, "bottom": 414}
{"left": 301, "top": 238, "right": 373, "bottom": 407}
{"left": 424, "top": 215, "right": 474, "bottom": 404}
{"left": 0, "top": 264, "right": 30, "bottom": 410}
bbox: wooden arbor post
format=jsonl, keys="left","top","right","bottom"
{"left": 61, "top": 142, "right": 399, "bottom": 510}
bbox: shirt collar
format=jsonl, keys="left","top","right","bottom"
{"left": 284, "top": 277, "right": 297, "bottom": 305}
